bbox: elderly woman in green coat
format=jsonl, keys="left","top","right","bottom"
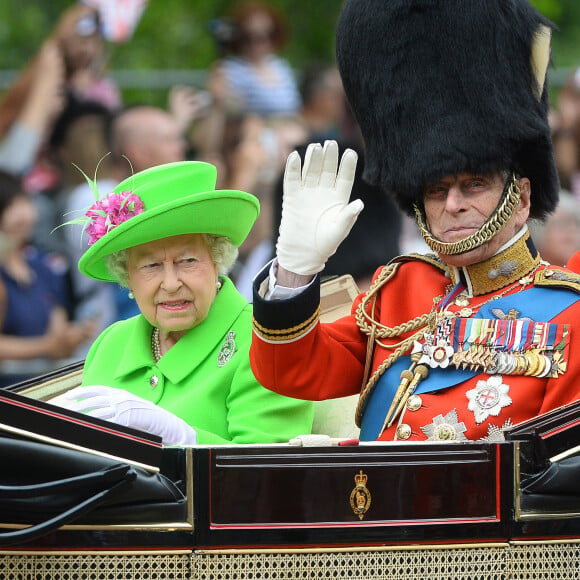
{"left": 53, "top": 161, "right": 313, "bottom": 445}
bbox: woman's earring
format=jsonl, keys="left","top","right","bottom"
{"left": 216, "top": 280, "right": 222, "bottom": 291}
{"left": 128, "top": 291, "right": 134, "bottom": 299}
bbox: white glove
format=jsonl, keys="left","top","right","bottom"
{"left": 50, "top": 385, "right": 197, "bottom": 446}
{"left": 289, "top": 434, "right": 360, "bottom": 447}
{"left": 276, "top": 140, "right": 364, "bottom": 275}
{"left": 289, "top": 434, "right": 335, "bottom": 446}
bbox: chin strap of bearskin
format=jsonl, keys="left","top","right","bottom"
{"left": 412, "top": 174, "right": 521, "bottom": 256}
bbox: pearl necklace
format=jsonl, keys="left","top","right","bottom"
{"left": 151, "top": 327, "right": 162, "bottom": 363}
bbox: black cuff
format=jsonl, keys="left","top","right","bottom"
{"left": 252, "top": 265, "right": 321, "bottom": 342}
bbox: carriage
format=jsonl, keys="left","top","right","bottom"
{"left": 1, "top": 357, "right": 580, "bottom": 580}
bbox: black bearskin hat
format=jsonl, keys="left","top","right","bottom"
{"left": 336, "top": 0, "right": 559, "bottom": 219}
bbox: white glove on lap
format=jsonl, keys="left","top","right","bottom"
{"left": 51, "top": 385, "right": 197, "bottom": 446}
{"left": 276, "top": 140, "right": 364, "bottom": 275}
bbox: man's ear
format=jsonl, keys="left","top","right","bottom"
{"left": 516, "top": 177, "right": 532, "bottom": 226}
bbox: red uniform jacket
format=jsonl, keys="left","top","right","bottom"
{"left": 251, "top": 252, "right": 580, "bottom": 443}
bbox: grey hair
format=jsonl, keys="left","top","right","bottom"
{"left": 103, "top": 234, "right": 239, "bottom": 287}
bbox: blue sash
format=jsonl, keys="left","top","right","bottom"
{"left": 360, "top": 286, "right": 578, "bottom": 441}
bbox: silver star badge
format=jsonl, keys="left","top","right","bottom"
{"left": 479, "top": 419, "right": 514, "bottom": 442}
{"left": 412, "top": 336, "right": 454, "bottom": 369}
{"left": 421, "top": 410, "right": 468, "bottom": 441}
{"left": 466, "top": 375, "right": 512, "bottom": 425}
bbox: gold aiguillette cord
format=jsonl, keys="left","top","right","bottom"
{"left": 380, "top": 363, "right": 430, "bottom": 434}
{"left": 390, "top": 364, "right": 429, "bottom": 427}
{"left": 380, "top": 352, "right": 421, "bottom": 432}
{"left": 381, "top": 367, "right": 414, "bottom": 432}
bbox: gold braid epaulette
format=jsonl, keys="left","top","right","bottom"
{"left": 353, "top": 255, "right": 444, "bottom": 426}
{"left": 534, "top": 267, "right": 580, "bottom": 293}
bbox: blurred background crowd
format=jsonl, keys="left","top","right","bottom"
{"left": 1, "top": 0, "right": 580, "bottom": 385}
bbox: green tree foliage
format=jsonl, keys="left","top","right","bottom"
{"left": 530, "top": 0, "right": 563, "bottom": 21}
{"left": 0, "top": 0, "right": 343, "bottom": 105}
{"left": 1, "top": 0, "right": 578, "bottom": 105}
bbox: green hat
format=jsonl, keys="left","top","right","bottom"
{"left": 78, "top": 161, "right": 260, "bottom": 281}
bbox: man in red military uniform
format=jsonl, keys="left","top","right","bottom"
{"left": 250, "top": 0, "right": 580, "bottom": 442}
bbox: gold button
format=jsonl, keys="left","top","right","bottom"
{"left": 149, "top": 375, "right": 159, "bottom": 388}
{"left": 406, "top": 395, "right": 422, "bottom": 411}
{"left": 396, "top": 423, "right": 412, "bottom": 440}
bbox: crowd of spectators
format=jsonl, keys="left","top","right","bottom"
{"left": 1, "top": 0, "right": 579, "bottom": 384}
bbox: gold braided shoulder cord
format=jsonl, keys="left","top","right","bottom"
{"left": 354, "top": 262, "right": 438, "bottom": 426}
{"left": 413, "top": 177, "right": 521, "bottom": 256}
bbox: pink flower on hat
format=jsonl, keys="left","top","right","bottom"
{"left": 85, "top": 190, "right": 145, "bottom": 245}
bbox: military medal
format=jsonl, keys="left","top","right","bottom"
{"left": 420, "top": 410, "right": 468, "bottom": 441}
{"left": 451, "top": 317, "right": 570, "bottom": 378}
{"left": 480, "top": 419, "right": 513, "bottom": 442}
{"left": 466, "top": 375, "right": 512, "bottom": 424}
{"left": 430, "top": 340, "right": 454, "bottom": 367}
{"left": 413, "top": 335, "right": 454, "bottom": 369}
{"left": 413, "top": 311, "right": 456, "bottom": 369}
